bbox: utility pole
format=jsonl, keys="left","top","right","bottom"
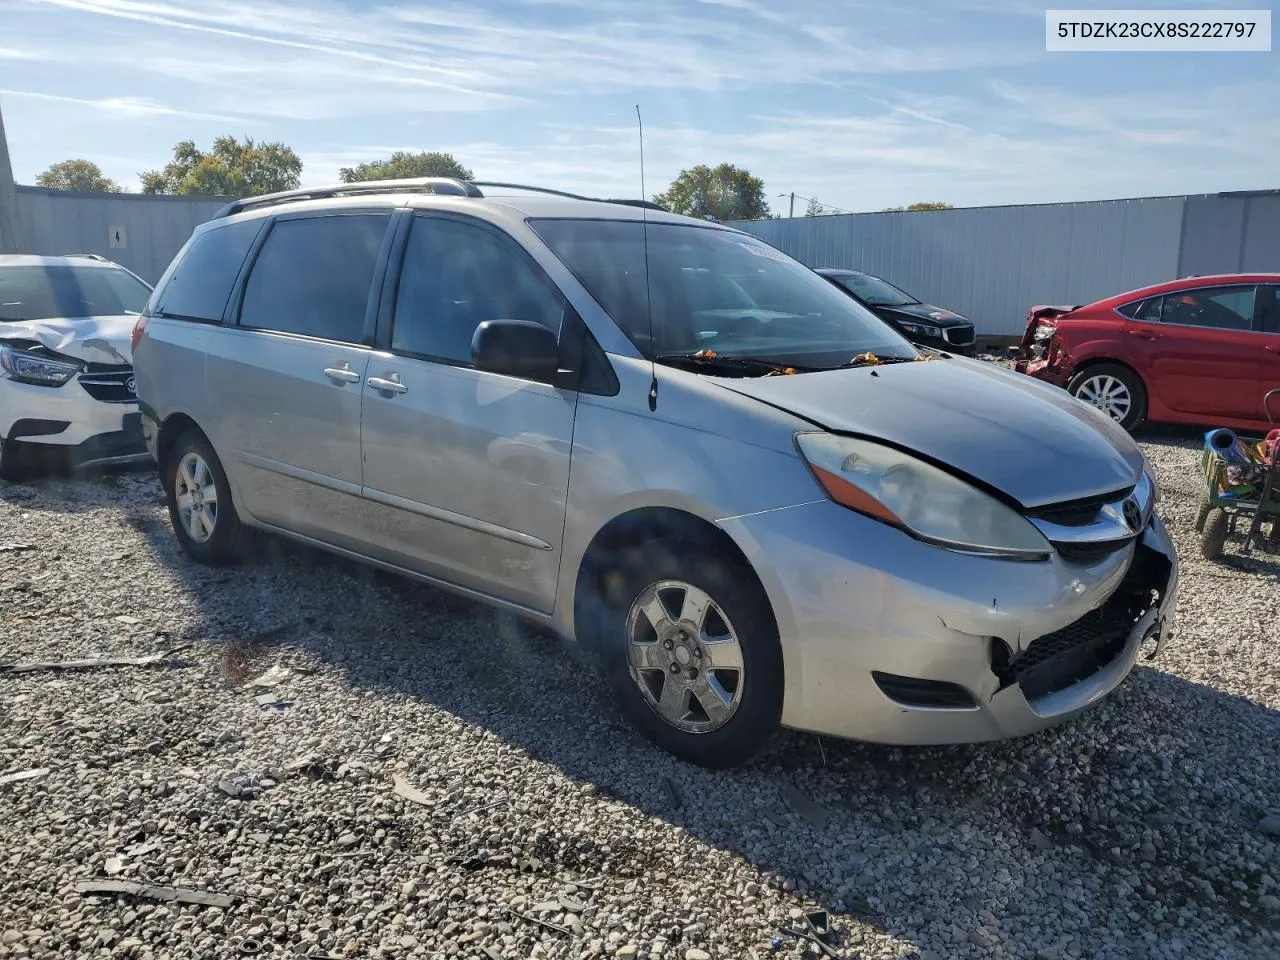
{"left": 0, "top": 100, "right": 20, "bottom": 254}
{"left": 789, "top": 192, "right": 795, "bottom": 218}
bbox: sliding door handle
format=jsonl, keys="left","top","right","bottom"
{"left": 323, "top": 364, "right": 361, "bottom": 384}
{"left": 368, "top": 375, "right": 408, "bottom": 395}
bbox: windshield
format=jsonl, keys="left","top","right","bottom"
{"left": 0, "top": 265, "right": 152, "bottom": 322}
{"left": 530, "top": 219, "right": 915, "bottom": 369}
{"left": 829, "top": 272, "right": 918, "bottom": 307}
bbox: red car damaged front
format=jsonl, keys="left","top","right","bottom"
{"left": 1013, "top": 304, "right": 1083, "bottom": 385}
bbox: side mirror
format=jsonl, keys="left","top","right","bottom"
{"left": 471, "top": 319, "right": 560, "bottom": 381}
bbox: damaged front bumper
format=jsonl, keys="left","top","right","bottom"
{"left": 1011, "top": 305, "right": 1078, "bottom": 385}
{"left": 720, "top": 499, "right": 1178, "bottom": 745}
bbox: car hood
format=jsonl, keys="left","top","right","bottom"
{"left": 877, "top": 302, "right": 971, "bottom": 327}
{"left": 718, "top": 358, "right": 1143, "bottom": 509}
{"left": 0, "top": 315, "right": 135, "bottom": 365}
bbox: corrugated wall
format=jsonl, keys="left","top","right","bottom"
{"left": 732, "top": 197, "right": 1187, "bottom": 337}
{"left": 13, "top": 186, "right": 226, "bottom": 284}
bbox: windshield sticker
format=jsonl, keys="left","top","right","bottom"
{"left": 735, "top": 241, "right": 791, "bottom": 263}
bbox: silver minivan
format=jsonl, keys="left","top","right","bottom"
{"left": 132, "top": 179, "right": 1178, "bottom": 767}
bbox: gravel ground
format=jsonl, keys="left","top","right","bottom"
{"left": 1, "top": 432, "right": 1278, "bottom": 960}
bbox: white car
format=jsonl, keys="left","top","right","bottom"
{"left": 0, "top": 254, "right": 153, "bottom": 481}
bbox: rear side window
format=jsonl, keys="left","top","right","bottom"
{"left": 154, "top": 219, "right": 262, "bottom": 322}
{"left": 239, "top": 214, "right": 389, "bottom": 344}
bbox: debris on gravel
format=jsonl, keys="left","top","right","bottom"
{"left": 1, "top": 436, "right": 1278, "bottom": 959}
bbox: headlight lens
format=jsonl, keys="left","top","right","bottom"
{"left": 795, "top": 432, "right": 1051, "bottom": 559}
{"left": 898, "top": 321, "right": 941, "bottom": 337}
{"left": 1033, "top": 322, "right": 1057, "bottom": 341}
{"left": 0, "top": 344, "right": 82, "bottom": 387}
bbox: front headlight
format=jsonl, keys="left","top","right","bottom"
{"left": 795, "top": 432, "right": 1051, "bottom": 560}
{"left": 0, "top": 344, "right": 82, "bottom": 387}
{"left": 898, "top": 321, "right": 942, "bottom": 337}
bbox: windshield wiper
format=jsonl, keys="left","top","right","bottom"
{"left": 836, "top": 352, "right": 922, "bottom": 369}
{"left": 655, "top": 351, "right": 812, "bottom": 376}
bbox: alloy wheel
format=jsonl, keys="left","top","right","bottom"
{"left": 174, "top": 451, "right": 218, "bottom": 544}
{"left": 625, "top": 579, "right": 745, "bottom": 734}
{"left": 1075, "top": 373, "right": 1131, "bottom": 422}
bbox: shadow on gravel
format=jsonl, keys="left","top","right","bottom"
{"left": 108, "top": 481, "right": 1280, "bottom": 960}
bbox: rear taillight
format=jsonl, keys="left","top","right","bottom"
{"left": 130, "top": 315, "right": 149, "bottom": 353}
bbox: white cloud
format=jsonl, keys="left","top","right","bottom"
{"left": 0, "top": 88, "right": 248, "bottom": 123}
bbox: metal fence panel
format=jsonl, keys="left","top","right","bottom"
{"left": 733, "top": 197, "right": 1186, "bottom": 336}
{"left": 13, "top": 186, "right": 226, "bottom": 284}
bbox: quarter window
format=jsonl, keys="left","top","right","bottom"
{"left": 392, "top": 217, "right": 565, "bottom": 366}
{"left": 154, "top": 219, "right": 262, "bottom": 322}
{"left": 239, "top": 214, "right": 389, "bottom": 343}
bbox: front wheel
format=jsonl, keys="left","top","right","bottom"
{"left": 162, "top": 431, "right": 246, "bottom": 565}
{"left": 1068, "top": 364, "right": 1147, "bottom": 432}
{"left": 590, "top": 541, "right": 783, "bottom": 768}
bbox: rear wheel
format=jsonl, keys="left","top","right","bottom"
{"left": 1068, "top": 363, "right": 1146, "bottom": 432}
{"left": 162, "top": 431, "right": 245, "bottom": 565}
{"left": 588, "top": 540, "right": 782, "bottom": 768}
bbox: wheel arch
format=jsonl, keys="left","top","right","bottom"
{"left": 571, "top": 505, "right": 779, "bottom": 655}
{"left": 156, "top": 411, "right": 208, "bottom": 469}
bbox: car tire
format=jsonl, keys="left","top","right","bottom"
{"left": 0, "top": 440, "right": 31, "bottom": 483}
{"left": 1200, "top": 508, "right": 1228, "bottom": 561}
{"left": 162, "top": 431, "right": 246, "bottom": 565}
{"left": 589, "top": 539, "right": 782, "bottom": 768}
{"left": 1068, "top": 364, "right": 1146, "bottom": 432}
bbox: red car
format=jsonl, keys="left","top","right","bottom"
{"left": 1014, "top": 274, "right": 1280, "bottom": 433}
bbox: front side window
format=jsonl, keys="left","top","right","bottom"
{"left": 154, "top": 218, "right": 262, "bottom": 322}
{"left": 0, "top": 264, "right": 151, "bottom": 322}
{"left": 392, "top": 216, "right": 565, "bottom": 366}
{"left": 1157, "top": 285, "right": 1256, "bottom": 332}
{"left": 530, "top": 219, "right": 913, "bottom": 370}
{"left": 239, "top": 214, "right": 389, "bottom": 343}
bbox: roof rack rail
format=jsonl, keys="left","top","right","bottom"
{"left": 63, "top": 253, "right": 111, "bottom": 262}
{"left": 471, "top": 182, "right": 667, "bottom": 212}
{"left": 212, "top": 177, "right": 484, "bottom": 219}
{"left": 211, "top": 178, "right": 669, "bottom": 220}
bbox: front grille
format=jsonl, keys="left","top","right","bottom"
{"left": 1054, "top": 538, "right": 1135, "bottom": 563}
{"left": 995, "top": 543, "right": 1169, "bottom": 701}
{"left": 78, "top": 363, "right": 136, "bottom": 404}
{"left": 943, "top": 325, "right": 976, "bottom": 346}
{"left": 1030, "top": 486, "right": 1134, "bottom": 527}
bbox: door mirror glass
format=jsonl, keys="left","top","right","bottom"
{"left": 472, "top": 318, "right": 559, "bottom": 381}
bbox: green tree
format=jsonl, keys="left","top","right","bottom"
{"left": 35, "top": 159, "right": 120, "bottom": 192}
{"left": 652, "top": 163, "right": 770, "bottom": 221}
{"left": 140, "top": 136, "right": 302, "bottom": 197}
{"left": 339, "top": 151, "right": 473, "bottom": 183}
{"left": 881, "top": 201, "right": 953, "bottom": 212}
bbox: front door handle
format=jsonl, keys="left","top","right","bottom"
{"left": 1125, "top": 328, "right": 1161, "bottom": 341}
{"left": 323, "top": 363, "right": 361, "bottom": 385}
{"left": 368, "top": 374, "right": 408, "bottom": 395}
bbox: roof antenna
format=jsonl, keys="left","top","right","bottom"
{"left": 637, "top": 104, "right": 658, "bottom": 412}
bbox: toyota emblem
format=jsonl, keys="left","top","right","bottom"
{"left": 1122, "top": 497, "right": 1142, "bottom": 531}
{"left": 126, "top": 377, "right": 136, "bottom": 394}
